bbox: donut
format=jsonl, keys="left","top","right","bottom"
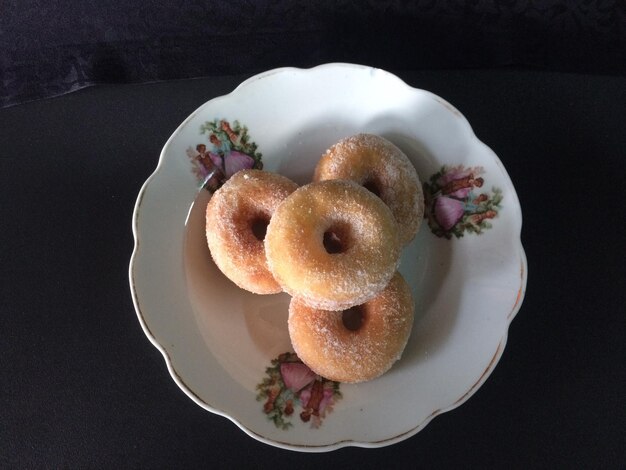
{"left": 313, "top": 133, "right": 424, "bottom": 246}
{"left": 205, "top": 169, "right": 298, "bottom": 294}
{"left": 288, "top": 272, "right": 414, "bottom": 383}
{"left": 265, "top": 179, "right": 400, "bottom": 310}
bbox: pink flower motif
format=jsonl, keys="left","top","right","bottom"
{"left": 437, "top": 165, "right": 471, "bottom": 186}
{"left": 299, "top": 381, "right": 336, "bottom": 426}
{"left": 437, "top": 166, "right": 484, "bottom": 198}
{"left": 224, "top": 150, "right": 255, "bottom": 177}
{"left": 434, "top": 196, "right": 465, "bottom": 231}
{"left": 299, "top": 387, "right": 310, "bottom": 405}
{"left": 280, "top": 362, "right": 316, "bottom": 392}
{"left": 208, "top": 150, "right": 255, "bottom": 178}
{"left": 317, "top": 387, "right": 335, "bottom": 415}
{"left": 301, "top": 385, "right": 334, "bottom": 412}
{"left": 208, "top": 152, "right": 222, "bottom": 168}
{"left": 448, "top": 187, "right": 471, "bottom": 199}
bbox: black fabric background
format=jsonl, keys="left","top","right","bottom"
{"left": 1, "top": 69, "right": 625, "bottom": 467}
{"left": 2, "top": 1, "right": 626, "bottom": 467}
{"left": 2, "top": 0, "right": 626, "bottom": 107}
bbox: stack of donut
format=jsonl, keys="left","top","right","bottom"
{"left": 205, "top": 134, "right": 424, "bottom": 383}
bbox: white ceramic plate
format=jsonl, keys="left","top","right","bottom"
{"left": 129, "top": 63, "right": 527, "bottom": 452}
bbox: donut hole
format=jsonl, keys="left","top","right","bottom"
{"left": 323, "top": 223, "right": 352, "bottom": 254}
{"left": 362, "top": 178, "right": 381, "bottom": 198}
{"left": 250, "top": 216, "right": 270, "bottom": 241}
{"left": 342, "top": 305, "right": 365, "bottom": 331}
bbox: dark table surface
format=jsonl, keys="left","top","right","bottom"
{"left": 1, "top": 68, "right": 625, "bottom": 468}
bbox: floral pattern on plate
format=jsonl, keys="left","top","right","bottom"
{"left": 423, "top": 165, "right": 503, "bottom": 239}
{"left": 186, "top": 119, "right": 263, "bottom": 185}
{"left": 256, "top": 352, "right": 342, "bottom": 430}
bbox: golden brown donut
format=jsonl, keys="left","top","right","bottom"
{"left": 264, "top": 179, "right": 400, "bottom": 310}
{"left": 288, "top": 272, "right": 414, "bottom": 383}
{"left": 314, "top": 133, "right": 424, "bottom": 246}
{"left": 205, "top": 169, "right": 298, "bottom": 294}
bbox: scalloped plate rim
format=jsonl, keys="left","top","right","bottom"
{"left": 129, "top": 63, "right": 527, "bottom": 452}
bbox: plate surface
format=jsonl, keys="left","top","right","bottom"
{"left": 129, "top": 63, "right": 527, "bottom": 451}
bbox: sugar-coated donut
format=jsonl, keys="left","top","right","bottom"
{"left": 314, "top": 133, "right": 424, "bottom": 246}
{"left": 265, "top": 179, "right": 400, "bottom": 310}
{"left": 206, "top": 169, "right": 298, "bottom": 294}
{"left": 288, "top": 272, "right": 414, "bottom": 383}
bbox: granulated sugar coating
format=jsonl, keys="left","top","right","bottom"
{"left": 314, "top": 133, "right": 424, "bottom": 246}
{"left": 288, "top": 272, "right": 414, "bottom": 383}
{"left": 205, "top": 170, "right": 298, "bottom": 294}
{"left": 265, "top": 180, "right": 401, "bottom": 311}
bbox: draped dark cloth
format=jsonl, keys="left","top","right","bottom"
{"left": 2, "top": 0, "right": 625, "bottom": 108}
